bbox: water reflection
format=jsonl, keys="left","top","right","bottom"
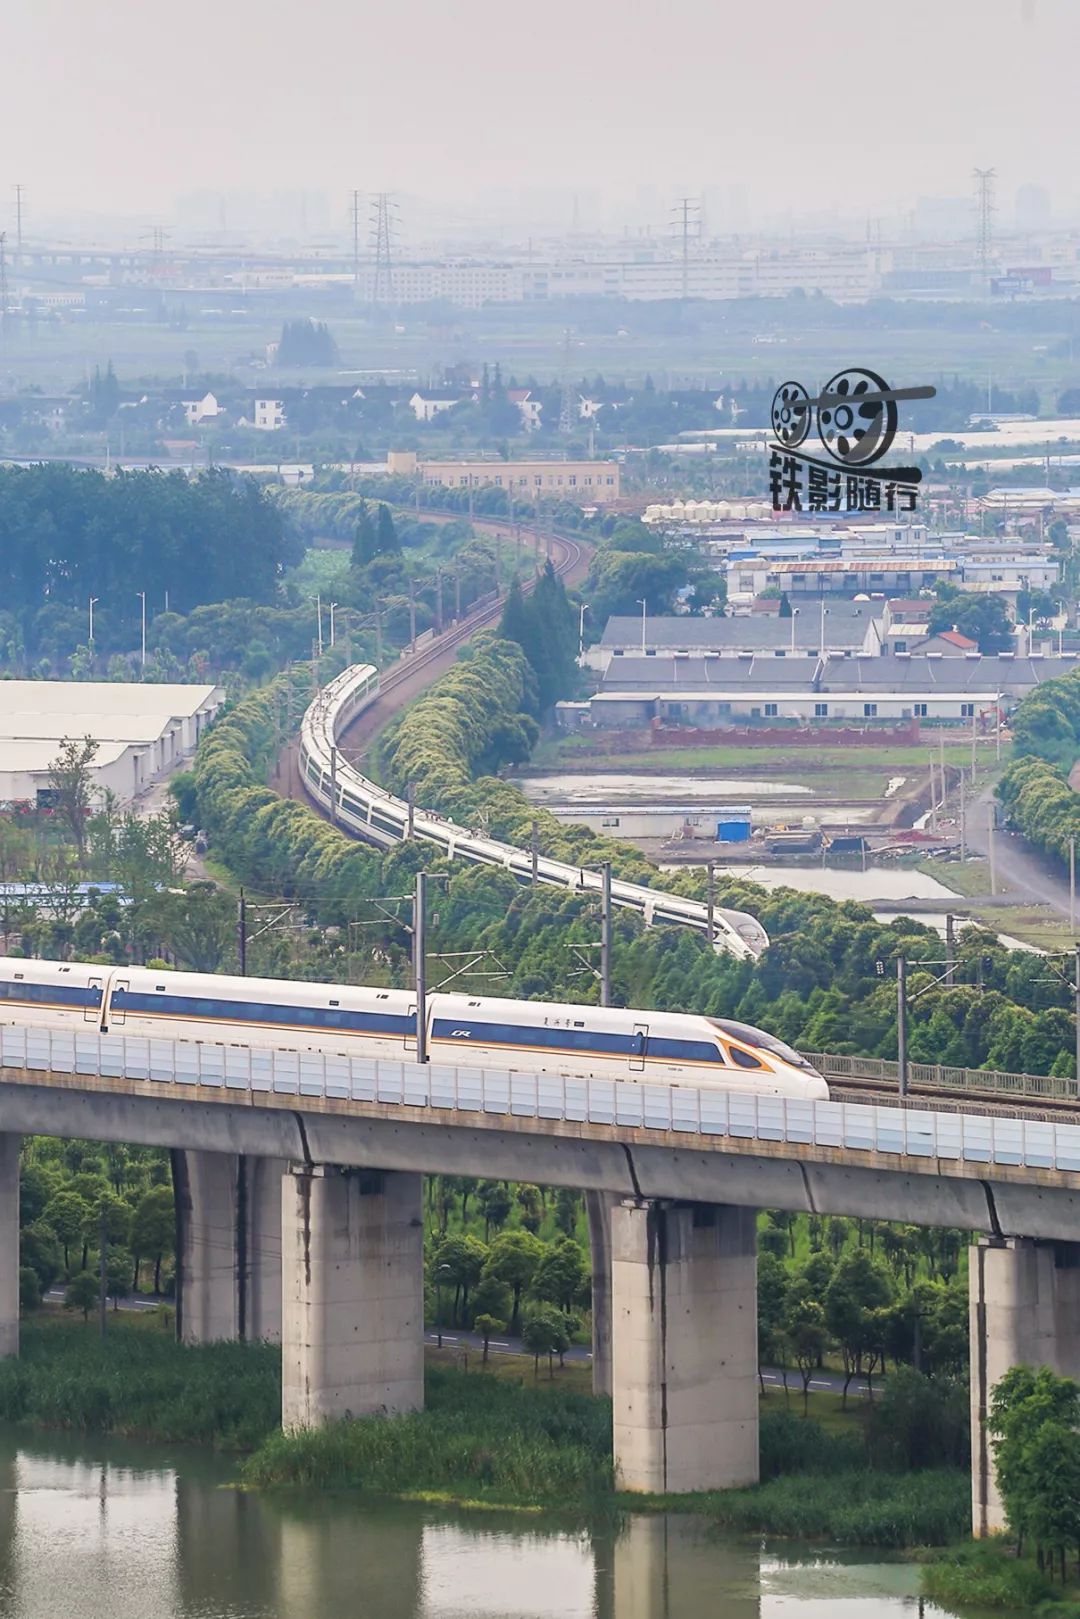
{"left": 0, "top": 1429, "right": 946, "bottom": 1619}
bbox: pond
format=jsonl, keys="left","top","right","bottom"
{"left": 0, "top": 1427, "right": 958, "bottom": 1619}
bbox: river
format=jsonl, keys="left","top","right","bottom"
{"left": 0, "top": 1428, "right": 958, "bottom": 1619}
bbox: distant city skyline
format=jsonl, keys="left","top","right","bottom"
{"left": 1, "top": 0, "right": 1075, "bottom": 241}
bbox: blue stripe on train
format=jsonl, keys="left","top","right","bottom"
{"left": 0, "top": 981, "right": 101, "bottom": 1008}
{"left": 110, "top": 990, "right": 412, "bottom": 1036}
{"left": 430, "top": 1018, "right": 720, "bottom": 1065}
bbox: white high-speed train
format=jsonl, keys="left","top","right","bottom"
{"left": 0, "top": 958, "right": 828, "bottom": 1099}
{"left": 299, "top": 664, "right": 771, "bottom": 961}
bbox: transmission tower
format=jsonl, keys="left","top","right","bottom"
{"left": 13, "top": 185, "right": 24, "bottom": 265}
{"left": 350, "top": 189, "right": 363, "bottom": 293}
{"left": 369, "top": 193, "right": 397, "bottom": 304}
{"left": 558, "top": 328, "right": 575, "bottom": 436}
{"left": 974, "top": 168, "right": 997, "bottom": 294}
{"left": 672, "top": 196, "right": 700, "bottom": 300}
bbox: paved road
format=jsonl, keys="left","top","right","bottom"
{"left": 966, "top": 782, "right": 1075, "bottom": 923}
{"left": 424, "top": 1324, "right": 877, "bottom": 1397}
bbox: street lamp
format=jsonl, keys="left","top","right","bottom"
{"left": 88, "top": 596, "right": 99, "bottom": 647}
{"left": 316, "top": 593, "right": 323, "bottom": 658}
{"left": 637, "top": 597, "right": 647, "bottom": 654}
{"left": 789, "top": 605, "right": 800, "bottom": 655}
{"left": 136, "top": 591, "right": 146, "bottom": 671}
{"left": 434, "top": 1261, "right": 454, "bottom": 1349}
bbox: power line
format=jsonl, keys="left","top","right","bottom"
{"left": 671, "top": 196, "right": 700, "bottom": 301}
{"left": 350, "top": 188, "right": 363, "bottom": 293}
{"left": 974, "top": 167, "right": 996, "bottom": 295}
{"left": 370, "top": 192, "right": 397, "bottom": 305}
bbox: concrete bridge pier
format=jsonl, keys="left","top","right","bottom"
{"left": 970, "top": 1236, "right": 1080, "bottom": 1536}
{"left": 0, "top": 1135, "right": 18, "bottom": 1357}
{"left": 586, "top": 1190, "right": 614, "bottom": 1397}
{"left": 281, "top": 1164, "right": 424, "bottom": 1430}
{"left": 611, "top": 1199, "right": 758, "bottom": 1494}
{"left": 173, "top": 1151, "right": 284, "bottom": 1344}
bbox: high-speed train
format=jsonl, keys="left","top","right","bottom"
{"left": 0, "top": 957, "right": 828, "bottom": 1099}
{"left": 299, "top": 664, "right": 771, "bottom": 961}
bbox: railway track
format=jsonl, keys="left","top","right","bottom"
{"left": 830, "top": 1076, "right": 1080, "bottom": 1123}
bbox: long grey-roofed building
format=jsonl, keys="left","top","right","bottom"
{"left": 0, "top": 681, "right": 225, "bottom": 806}
{"left": 585, "top": 603, "right": 882, "bottom": 670}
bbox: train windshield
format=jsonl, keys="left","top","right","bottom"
{"left": 708, "top": 1019, "right": 820, "bottom": 1073}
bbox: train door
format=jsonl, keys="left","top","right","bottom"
{"left": 630, "top": 1023, "right": 648, "bottom": 1073}
{"left": 84, "top": 976, "right": 103, "bottom": 1024}
{"left": 109, "top": 979, "right": 128, "bottom": 1028}
{"left": 404, "top": 1003, "right": 417, "bottom": 1055}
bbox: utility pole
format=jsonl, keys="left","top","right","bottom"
{"left": 414, "top": 871, "right": 427, "bottom": 1063}
{"left": 1071, "top": 836, "right": 1076, "bottom": 935}
{"left": 945, "top": 913, "right": 955, "bottom": 986}
{"left": 531, "top": 819, "right": 539, "bottom": 886}
{"left": 329, "top": 745, "right": 338, "bottom": 825}
{"left": 897, "top": 955, "right": 908, "bottom": 1099}
{"left": 238, "top": 889, "right": 247, "bottom": 976}
{"left": 600, "top": 862, "right": 612, "bottom": 1008}
{"left": 407, "top": 577, "right": 417, "bottom": 652}
{"left": 706, "top": 861, "right": 716, "bottom": 945}
{"left": 959, "top": 773, "right": 966, "bottom": 861}
{"left": 350, "top": 188, "right": 363, "bottom": 294}
{"left": 98, "top": 1204, "right": 108, "bottom": 1340}
{"left": 989, "top": 814, "right": 997, "bottom": 897}
{"left": 407, "top": 782, "right": 415, "bottom": 839}
{"left": 558, "top": 328, "right": 575, "bottom": 437}
{"left": 375, "top": 601, "right": 383, "bottom": 668}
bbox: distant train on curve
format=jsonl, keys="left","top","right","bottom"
{"left": 0, "top": 957, "right": 828, "bottom": 1099}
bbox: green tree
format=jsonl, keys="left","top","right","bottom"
{"left": 42, "top": 1189, "right": 92, "bottom": 1274}
{"left": 825, "top": 1249, "right": 893, "bottom": 1405}
{"left": 130, "top": 1186, "right": 175, "bottom": 1294}
{"left": 106, "top": 1251, "right": 133, "bottom": 1311}
{"left": 19, "top": 1267, "right": 40, "bottom": 1312}
{"left": 47, "top": 736, "right": 99, "bottom": 862}
{"left": 928, "top": 590, "right": 1013, "bottom": 654}
{"left": 481, "top": 1229, "right": 544, "bottom": 1332}
{"left": 351, "top": 503, "right": 378, "bottom": 568}
{"left": 530, "top": 1236, "right": 587, "bottom": 1312}
{"left": 479, "top": 1181, "right": 513, "bottom": 1241}
{"left": 64, "top": 1271, "right": 99, "bottom": 1322}
{"left": 472, "top": 1311, "right": 505, "bottom": 1366}
{"left": 376, "top": 504, "right": 400, "bottom": 556}
{"left": 521, "top": 1306, "right": 569, "bottom": 1378}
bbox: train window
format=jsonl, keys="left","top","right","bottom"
{"left": 729, "top": 1047, "right": 763, "bottom": 1069}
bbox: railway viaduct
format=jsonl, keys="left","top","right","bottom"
{"left": 1, "top": 1029, "right": 1079, "bottom": 1533}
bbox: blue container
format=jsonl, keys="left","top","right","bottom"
{"left": 716, "top": 807, "right": 752, "bottom": 843}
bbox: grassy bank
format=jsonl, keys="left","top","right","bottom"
{"left": 0, "top": 1314, "right": 280, "bottom": 1450}
{"left": 2, "top": 1319, "right": 966, "bottom": 1546}
{"left": 921, "top": 1541, "right": 1080, "bottom": 1615}
{"left": 246, "top": 1369, "right": 966, "bottom": 1545}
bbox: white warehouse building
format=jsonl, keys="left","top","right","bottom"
{"left": 0, "top": 682, "right": 225, "bottom": 808}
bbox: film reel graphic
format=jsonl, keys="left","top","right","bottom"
{"left": 770, "top": 372, "right": 935, "bottom": 468}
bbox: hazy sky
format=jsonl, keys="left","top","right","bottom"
{"left": 3, "top": 0, "right": 1075, "bottom": 235}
